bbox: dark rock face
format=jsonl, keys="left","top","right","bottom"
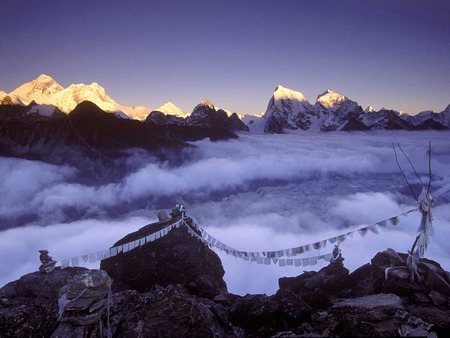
{"left": 0, "top": 267, "right": 88, "bottom": 337}
{"left": 52, "top": 269, "right": 112, "bottom": 337}
{"left": 264, "top": 115, "right": 284, "bottom": 133}
{"left": 1, "top": 247, "right": 449, "bottom": 337}
{"left": 279, "top": 261, "right": 349, "bottom": 295}
{"left": 146, "top": 99, "right": 249, "bottom": 133}
{"left": 100, "top": 217, "right": 227, "bottom": 299}
{"left": 0, "top": 101, "right": 241, "bottom": 172}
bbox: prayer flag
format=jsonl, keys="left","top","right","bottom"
{"left": 337, "top": 234, "right": 347, "bottom": 243}
{"left": 96, "top": 251, "right": 104, "bottom": 260}
{"left": 294, "top": 259, "right": 302, "bottom": 267}
{"left": 358, "top": 227, "right": 368, "bottom": 237}
{"left": 377, "top": 220, "right": 387, "bottom": 227}
{"left": 302, "top": 258, "right": 310, "bottom": 266}
{"left": 368, "top": 224, "right": 379, "bottom": 235}
{"left": 286, "top": 259, "right": 293, "bottom": 266}
{"left": 61, "top": 258, "right": 70, "bottom": 269}
{"left": 71, "top": 257, "right": 79, "bottom": 266}
{"left": 110, "top": 247, "right": 118, "bottom": 257}
{"left": 279, "top": 259, "right": 286, "bottom": 267}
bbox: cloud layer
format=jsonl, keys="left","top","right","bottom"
{"left": 1, "top": 130, "right": 449, "bottom": 294}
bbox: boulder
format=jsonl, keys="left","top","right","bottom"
{"left": 279, "top": 261, "right": 349, "bottom": 295}
{"left": 330, "top": 293, "right": 405, "bottom": 336}
{"left": 0, "top": 267, "right": 88, "bottom": 337}
{"left": 100, "top": 217, "right": 227, "bottom": 298}
{"left": 111, "top": 284, "right": 241, "bottom": 337}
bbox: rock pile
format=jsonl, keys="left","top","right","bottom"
{"left": 52, "top": 269, "right": 112, "bottom": 337}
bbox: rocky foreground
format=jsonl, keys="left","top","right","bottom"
{"left": 1, "top": 216, "right": 449, "bottom": 337}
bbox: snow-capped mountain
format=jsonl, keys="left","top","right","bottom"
{"left": 264, "top": 86, "right": 362, "bottom": 132}
{"left": 4, "top": 75, "right": 150, "bottom": 120}
{"left": 0, "top": 90, "right": 8, "bottom": 104}
{"left": 401, "top": 105, "right": 450, "bottom": 129}
{"left": 9, "top": 74, "right": 64, "bottom": 105}
{"left": 313, "top": 90, "right": 362, "bottom": 131}
{"left": 263, "top": 85, "right": 312, "bottom": 131}
{"left": 154, "top": 101, "right": 186, "bottom": 117}
{"left": 364, "top": 106, "right": 376, "bottom": 113}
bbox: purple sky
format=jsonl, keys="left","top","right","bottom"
{"left": 1, "top": 0, "right": 449, "bottom": 115}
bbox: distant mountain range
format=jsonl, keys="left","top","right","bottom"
{"left": 1, "top": 75, "right": 449, "bottom": 133}
{"left": 262, "top": 85, "right": 450, "bottom": 133}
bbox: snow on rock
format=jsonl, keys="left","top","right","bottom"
{"left": 118, "top": 105, "right": 150, "bottom": 120}
{"left": 9, "top": 74, "right": 63, "bottom": 105}
{"left": 155, "top": 101, "right": 186, "bottom": 117}
{"left": 52, "top": 82, "right": 118, "bottom": 113}
{"left": 5, "top": 75, "right": 141, "bottom": 119}
{"left": 0, "top": 90, "right": 7, "bottom": 103}
{"left": 26, "top": 104, "right": 59, "bottom": 117}
{"left": 364, "top": 106, "right": 376, "bottom": 113}
{"left": 263, "top": 85, "right": 312, "bottom": 132}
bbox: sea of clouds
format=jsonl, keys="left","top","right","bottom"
{"left": 1, "top": 130, "right": 449, "bottom": 295}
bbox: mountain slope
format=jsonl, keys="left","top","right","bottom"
{"left": 5, "top": 75, "right": 151, "bottom": 120}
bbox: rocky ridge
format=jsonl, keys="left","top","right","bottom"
{"left": 263, "top": 86, "right": 450, "bottom": 133}
{"left": 146, "top": 99, "right": 249, "bottom": 132}
{"left": 1, "top": 211, "right": 449, "bottom": 337}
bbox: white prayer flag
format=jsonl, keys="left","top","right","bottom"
{"left": 123, "top": 243, "right": 129, "bottom": 253}
{"left": 134, "top": 239, "right": 140, "bottom": 248}
{"left": 309, "top": 257, "right": 318, "bottom": 265}
{"left": 140, "top": 238, "right": 146, "bottom": 246}
{"left": 96, "top": 251, "right": 104, "bottom": 261}
{"left": 377, "top": 220, "right": 387, "bottom": 227}
{"left": 368, "top": 224, "right": 379, "bottom": 235}
{"left": 103, "top": 250, "right": 111, "bottom": 259}
{"left": 358, "top": 227, "right": 368, "bottom": 237}
{"left": 81, "top": 255, "right": 89, "bottom": 263}
{"left": 129, "top": 241, "right": 135, "bottom": 250}
{"left": 71, "top": 257, "right": 79, "bottom": 266}
{"left": 110, "top": 247, "right": 118, "bottom": 257}
{"left": 279, "top": 259, "right": 286, "bottom": 267}
{"left": 322, "top": 253, "right": 332, "bottom": 262}
{"left": 257, "top": 257, "right": 264, "bottom": 264}
{"left": 286, "top": 259, "right": 293, "bottom": 266}
{"left": 61, "top": 258, "right": 70, "bottom": 268}
{"left": 302, "top": 258, "right": 310, "bottom": 266}
{"left": 294, "top": 259, "right": 302, "bottom": 267}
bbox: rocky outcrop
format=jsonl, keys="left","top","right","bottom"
{"left": 1, "top": 246, "right": 449, "bottom": 337}
{"left": 146, "top": 99, "right": 249, "bottom": 133}
{"left": 52, "top": 269, "right": 112, "bottom": 337}
{"left": 100, "top": 217, "right": 227, "bottom": 299}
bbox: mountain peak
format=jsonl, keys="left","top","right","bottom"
{"left": 273, "top": 85, "right": 308, "bottom": 102}
{"left": 316, "top": 90, "right": 348, "bottom": 109}
{"left": 155, "top": 101, "right": 185, "bottom": 117}
{"left": 364, "top": 106, "right": 376, "bottom": 113}
{"left": 35, "top": 74, "right": 56, "bottom": 82}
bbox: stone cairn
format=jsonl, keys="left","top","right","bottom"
{"left": 39, "top": 250, "right": 57, "bottom": 273}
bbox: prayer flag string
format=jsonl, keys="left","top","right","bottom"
{"left": 58, "top": 207, "right": 418, "bottom": 269}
